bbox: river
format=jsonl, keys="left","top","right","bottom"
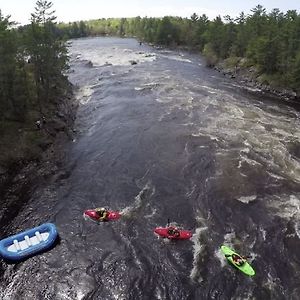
{"left": 1, "top": 37, "right": 300, "bottom": 300}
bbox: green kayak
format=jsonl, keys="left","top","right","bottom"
{"left": 221, "top": 245, "right": 255, "bottom": 276}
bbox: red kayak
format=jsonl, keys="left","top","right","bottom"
{"left": 83, "top": 209, "right": 121, "bottom": 222}
{"left": 154, "top": 226, "right": 192, "bottom": 240}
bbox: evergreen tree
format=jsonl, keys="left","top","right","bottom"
{"left": 54, "top": 6, "right": 300, "bottom": 93}
{"left": 156, "top": 17, "right": 178, "bottom": 45}
{"left": 0, "top": 11, "right": 29, "bottom": 120}
{"left": 25, "top": 0, "right": 69, "bottom": 110}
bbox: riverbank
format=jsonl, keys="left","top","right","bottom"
{"left": 148, "top": 42, "right": 300, "bottom": 104}
{"left": 212, "top": 58, "right": 299, "bottom": 103}
{"left": 0, "top": 83, "right": 78, "bottom": 229}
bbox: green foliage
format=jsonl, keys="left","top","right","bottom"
{"left": 56, "top": 7, "right": 300, "bottom": 91}
{"left": 223, "top": 56, "right": 241, "bottom": 68}
{"left": 0, "top": 11, "right": 29, "bottom": 121}
{"left": 1, "top": 3, "right": 299, "bottom": 112}
{"left": 24, "top": 1, "right": 69, "bottom": 107}
{"left": 0, "top": 1, "right": 69, "bottom": 122}
{"left": 203, "top": 16, "right": 225, "bottom": 58}
{"left": 292, "top": 51, "right": 300, "bottom": 91}
{"left": 202, "top": 43, "right": 218, "bottom": 66}
{"left": 156, "top": 17, "right": 178, "bottom": 45}
{"left": 0, "top": 1, "right": 70, "bottom": 167}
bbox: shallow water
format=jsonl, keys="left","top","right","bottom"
{"left": 1, "top": 37, "right": 300, "bottom": 300}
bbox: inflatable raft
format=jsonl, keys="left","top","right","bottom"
{"left": 0, "top": 223, "right": 58, "bottom": 261}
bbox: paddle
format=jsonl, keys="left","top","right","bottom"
{"left": 225, "top": 254, "right": 252, "bottom": 259}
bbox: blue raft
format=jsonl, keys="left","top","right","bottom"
{"left": 0, "top": 223, "right": 58, "bottom": 261}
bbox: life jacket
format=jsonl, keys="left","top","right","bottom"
{"left": 99, "top": 211, "right": 108, "bottom": 220}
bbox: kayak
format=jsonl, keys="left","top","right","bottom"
{"left": 154, "top": 226, "right": 192, "bottom": 240}
{"left": 0, "top": 223, "right": 58, "bottom": 261}
{"left": 83, "top": 209, "right": 121, "bottom": 222}
{"left": 221, "top": 245, "right": 255, "bottom": 276}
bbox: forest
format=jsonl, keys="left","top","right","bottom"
{"left": 57, "top": 5, "right": 300, "bottom": 93}
{"left": 0, "top": 0, "right": 69, "bottom": 167}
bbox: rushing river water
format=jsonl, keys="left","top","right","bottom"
{"left": 1, "top": 37, "right": 300, "bottom": 300}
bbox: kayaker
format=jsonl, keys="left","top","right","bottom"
{"left": 95, "top": 207, "right": 109, "bottom": 221}
{"left": 226, "top": 253, "right": 246, "bottom": 266}
{"left": 167, "top": 227, "right": 180, "bottom": 237}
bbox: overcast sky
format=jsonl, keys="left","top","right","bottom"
{"left": 1, "top": 0, "right": 299, "bottom": 25}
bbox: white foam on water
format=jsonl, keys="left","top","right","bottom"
{"left": 120, "top": 182, "right": 155, "bottom": 218}
{"left": 199, "top": 85, "right": 220, "bottom": 94}
{"left": 240, "top": 147, "right": 250, "bottom": 154}
{"left": 238, "top": 155, "right": 262, "bottom": 167}
{"left": 190, "top": 226, "right": 208, "bottom": 282}
{"left": 177, "top": 85, "right": 300, "bottom": 184}
{"left": 295, "top": 222, "right": 300, "bottom": 239}
{"left": 266, "top": 194, "right": 300, "bottom": 239}
{"left": 144, "top": 207, "right": 157, "bottom": 219}
{"left": 76, "top": 290, "right": 85, "bottom": 300}
{"left": 155, "top": 287, "right": 165, "bottom": 300}
{"left": 160, "top": 54, "right": 192, "bottom": 63}
{"left": 235, "top": 290, "right": 255, "bottom": 300}
{"left": 155, "top": 97, "right": 174, "bottom": 104}
{"left": 134, "top": 82, "right": 160, "bottom": 91}
{"left": 269, "top": 194, "right": 300, "bottom": 220}
{"left": 237, "top": 195, "right": 257, "bottom": 204}
{"left": 223, "top": 232, "right": 236, "bottom": 247}
{"left": 215, "top": 247, "right": 227, "bottom": 268}
{"left": 134, "top": 87, "right": 143, "bottom": 91}
{"left": 76, "top": 86, "right": 93, "bottom": 105}
{"left": 248, "top": 250, "right": 258, "bottom": 263}
{"left": 77, "top": 47, "right": 156, "bottom": 67}
{"left": 56, "top": 288, "right": 74, "bottom": 300}
{"left": 244, "top": 86, "right": 262, "bottom": 92}
{"left": 186, "top": 183, "right": 197, "bottom": 197}
{"left": 260, "top": 227, "right": 267, "bottom": 241}
{"left": 111, "top": 290, "right": 126, "bottom": 300}
{"left": 272, "top": 127, "right": 294, "bottom": 138}
{"left": 262, "top": 271, "right": 283, "bottom": 296}
{"left": 266, "top": 171, "right": 285, "bottom": 181}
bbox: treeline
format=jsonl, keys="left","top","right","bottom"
{"left": 58, "top": 5, "right": 300, "bottom": 92}
{"left": 0, "top": 0, "right": 68, "bottom": 123}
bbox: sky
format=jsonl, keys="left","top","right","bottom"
{"left": 0, "top": 0, "right": 299, "bottom": 25}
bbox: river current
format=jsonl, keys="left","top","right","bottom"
{"left": 1, "top": 37, "right": 300, "bottom": 300}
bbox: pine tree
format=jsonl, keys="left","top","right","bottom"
{"left": 0, "top": 11, "right": 17, "bottom": 119}
{"left": 25, "top": 0, "right": 69, "bottom": 110}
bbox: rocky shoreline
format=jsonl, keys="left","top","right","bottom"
{"left": 0, "top": 85, "right": 78, "bottom": 230}
{"left": 213, "top": 62, "right": 299, "bottom": 104}
{"left": 151, "top": 42, "right": 300, "bottom": 104}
